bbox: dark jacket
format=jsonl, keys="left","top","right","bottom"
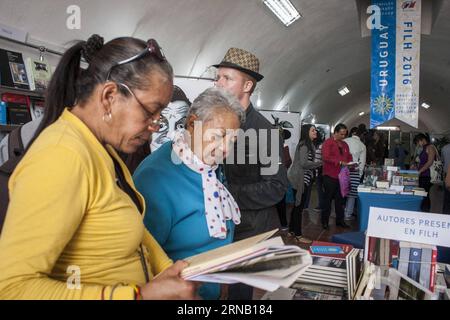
{"left": 224, "top": 104, "right": 288, "bottom": 212}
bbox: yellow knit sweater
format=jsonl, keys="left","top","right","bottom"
{"left": 0, "top": 109, "right": 172, "bottom": 299}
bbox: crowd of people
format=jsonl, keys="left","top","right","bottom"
{"left": 281, "top": 121, "right": 450, "bottom": 242}
{"left": 0, "top": 33, "right": 449, "bottom": 301}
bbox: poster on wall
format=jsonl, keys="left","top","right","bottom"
{"left": 259, "top": 110, "right": 301, "bottom": 161}
{"left": 370, "top": 0, "right": 421, "bottom": 129}
{"left": 151, "top": 77, "right": 213, "bottom": 152}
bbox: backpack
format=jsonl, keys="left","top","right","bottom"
{"left": 0, "top": 126, "right": 24, "bottom": 234}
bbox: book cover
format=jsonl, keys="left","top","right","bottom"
{"left": 309, "top": 241, "right": 353, "bottom": 260}
{"left": 310, "top": 246, "right": 344, "bottom": 255}
{"left": 291, "top": 282, "right": 346, "bottom": 297}
{"left": 407, "top": 247, "right": 422, "bottom": 283}
{"left": 389, "top": 240, "right": 400, "bottom": 269}
{"left": 310, "top": 256, "right": 347, "bottom": 271}
{"left": 26, "top": 57, "right": 52, "bottom": 91}
{"left": 419, "top": 248, "right": 432, "bottom": 291}
{"left": 29, "top": 97, "right": 45, "bottom": 121}
{"left": 0, "top": 101, "right": 6, "bottom": 125}
{"left": 293, "top": 289, "right": 344, "bottom": 300}
{"left": 397, "top": 243, "right": 410, "bottom": 276}
{"left": 1, "top": 93, "right": 31, "bottom": 125}
{"left": 0, "top": 48, "right": 30, "bottom": 89}
{"left": 429, "top": 248, "right": 437, "bottom": 292}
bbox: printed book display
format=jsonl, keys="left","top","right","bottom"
{"left": 0, "top": 48, "right": 30, "bottom": 90}
{"left": 1, "top": 92, "right": 31, "bottom": 125}
{"left": 181, "top": 229, "right": 312, "bottom": 292}
{"left": 356, "top": 266, "right": 434, "bottom": 300}
{"left": 26, "top": 57, "right": 52, "bottom": 91}
{"left": 297, "top": 241, "right": 363, "bottom": 299}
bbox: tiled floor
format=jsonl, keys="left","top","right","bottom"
{"left": 276, "top": 206, "right": 358, "bottom": 250}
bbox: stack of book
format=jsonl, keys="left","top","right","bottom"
{"left": 366, "top": 237, "right": 400, "bottom": 269}
{"left": 261, "top": 283, "right": 347, "bottom": 300}
{"left": 412, "top": 187, "right": 427, "bottom": 197}
{"left": 357, "top": 185, "right": 372, "bottom": 193}
{"left": 398, "top": 170, "right": 419, "bottom": 191}
{"left": 1, "top": 92, "right": 31, "bottom": 125}
{"left": 296, "top": 241, "right": 363, "bottom": 299}
{"left": 181, "top": 230, "right": 312, "bottom": 292}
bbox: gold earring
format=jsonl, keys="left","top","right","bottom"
{"left": 102, "top": 111, "right": 112, "bottom": 123}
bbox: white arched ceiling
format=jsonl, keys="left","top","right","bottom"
{"left": 0, "top": 0, "right": 449, "bottom": 133}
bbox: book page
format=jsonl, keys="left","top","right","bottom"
{"left": 182, "top": 229, "right": 279, "bottom": 277}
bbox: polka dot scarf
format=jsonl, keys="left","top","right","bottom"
{"left": 171, "top": 129, "right": 241, "bottom": 239}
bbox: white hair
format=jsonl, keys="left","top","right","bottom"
{"left": 186, "top": 87, "right": 245, "bottom": 125}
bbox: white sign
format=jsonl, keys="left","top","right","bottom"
{"left": 367, "top": 207, "right": 450, "bottom": 247}
{"left": 394, "top": 0, "right": 421, "bottom": 128}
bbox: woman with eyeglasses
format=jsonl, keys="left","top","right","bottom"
{"left": 0, "top": 35, "right": 198, "bottom": 300}
{"left": 287, "top": 124, "right": 322, "bottom": 244}
{"left": 133, "top": 87, "right": 243, "bottom": 300}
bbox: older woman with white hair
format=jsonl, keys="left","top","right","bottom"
{"left": 133, "top": 87, "right": 244, "bottom": 300}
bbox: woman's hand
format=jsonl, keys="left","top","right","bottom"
{"left": 140, "top": 260, "right": 200, "bottom": 300}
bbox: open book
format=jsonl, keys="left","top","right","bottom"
{"left": 181, "top": 229, "right": 312, "bottom": 292}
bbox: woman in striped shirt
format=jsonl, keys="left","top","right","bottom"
{"left": 287, "top": 124, "right": 322, "bottom": 243}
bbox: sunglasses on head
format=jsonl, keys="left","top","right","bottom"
{"left": 105, "top": 39, "right": 166, "bottom": 82}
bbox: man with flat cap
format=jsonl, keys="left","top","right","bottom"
{"left": 214, "top": 48, "right": 288, "bottom": 299}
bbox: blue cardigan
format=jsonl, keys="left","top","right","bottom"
{"left": 133, "top": 142, "right": 234, "bottom": 300}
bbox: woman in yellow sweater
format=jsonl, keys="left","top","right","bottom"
{"left": 0, "top": 34, "right": 197, "bottom": 300}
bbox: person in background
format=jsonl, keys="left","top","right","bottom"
{"left": 391, "top": 138, "right": 408, "bottom": 169}
{"left": 287, "top": 124, "right": 322, "bottom": 243}
{"left": 445, "top": 163, "right": 450, "bottom": 190}
{"left": 214, "top": 47, "right": 288, "bottom": 300}
{"left": 134, "top": 87, "right": 243, "bottom": 300}
{"left": 276, "top": 129, "right": 292, "bottom": 231}
{"left": 358, "top": 123, "right": 368, "bottom": 145}
{"left": 321, "top": 123, "right": 353, "bottom": 230}
{"left": 366, "top": 130, "right": 385, "bottom": 166}
{"left": 310, "top": 128, "right": 325, "bottom": 213}
{"left": 0, "top": 35, "right": 198, "bottom": 300}
{"left": 442, "top": 143, "right": 450, "bottom": 214}
{"left": 415, "top": 133, "right": 437, "bottom": 212}
{"left": 344, "top": 127, "right": 366, "bottom": 220}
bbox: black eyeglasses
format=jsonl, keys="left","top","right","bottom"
{"left": 117, "top": 82, "right": 169, "bottom": 133}
{"left": 105, "top": 39, "right": 166, "bottom": 82}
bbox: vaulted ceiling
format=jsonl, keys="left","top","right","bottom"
{"left": 0, "top": 0, "right": 449, "bottom": 133}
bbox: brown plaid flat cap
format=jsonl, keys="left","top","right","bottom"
{"left": 213, "top": 47, "right": 264, "bottom": 82}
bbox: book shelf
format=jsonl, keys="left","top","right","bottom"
{"left": 0, "top": 85, "right": 44, "bottom": 133}
{"left": 0, "top": 85, "right": 45, "bottom": 99}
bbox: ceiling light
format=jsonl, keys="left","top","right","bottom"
{"left": 376, "top": 126, "right": 400, "bottom": 131}
{"left": 421, "top": 102, "right": 430, "bottom": 109}
{"left": 338, "top": 86, "right": 350, "bottom": 96}
{"left": 257, "top": 98, "right": 262, "bottom": 108}
{"left": 263, "top": 0, "right": 302, "bottom": 27}
{"left": 359, "top": 112, "right": 365, "bottom": 116}
{"left": 311, "top": 118, "right": 316, "bottom": 124}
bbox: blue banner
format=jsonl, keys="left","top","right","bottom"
{"left": 370, "top": 0, "right": 397, "bottom": 129}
